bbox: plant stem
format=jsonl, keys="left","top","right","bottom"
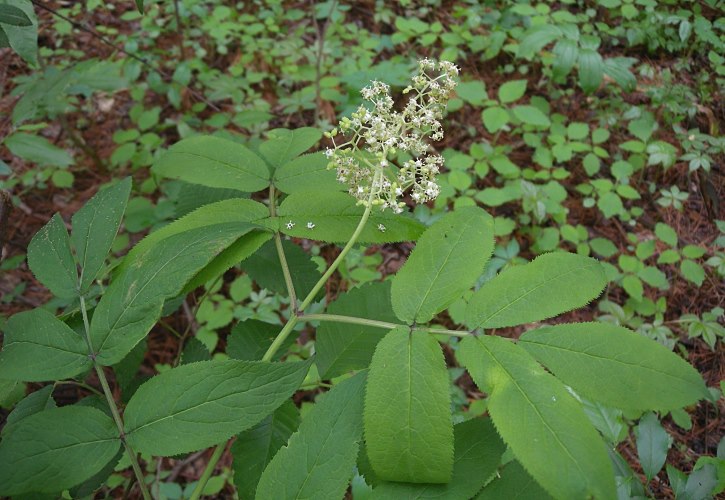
{"left": 188, "top": 442, "right": 226, "bottom": 500}
{"left": 79, "top": 296, "right": 151, "bottom": 500}
{"left": 261, "top": 315, "right": 299, "bottom": 362}
{"left": 300, "top": 313, "right": 472, "bottom": 337}
{"left": 270, "top": 185, "right": 298, "bottom": 311}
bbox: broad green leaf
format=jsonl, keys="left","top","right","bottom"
{"left": 2, "top": 385, "right": 55, "bottom": 437}
{"left": 392, "top": 207, "right": 494, "bottom": 324}
{"left": 273, "top": 152, "right": 342, "bottom": 194}
{"left": 552, "top": 39, "right": 578, "bottom": 79}
{"left": 465, "top": 252, "right": 606, "bottom": 329}
{"left": 481, "top": 106, "right": 509, "bottom": 133}
{"left": 0, "top": 0, "right": 37, "bottom": 65}
{"left": 180, "top": 337, "right": 211, "bottom": 365}
{"left": 227, "top": 320, "right": 293, "bottom": 361}
{"left": 0, "top": 309, "right": 90, "bottom": 381}
{"left": 372, "top": 417, "right": 505, "bottom": 499}
{"left": 153, "top": 135, "right": 270, "bottom": 192}
{"left": 117, "top": 198, "right": 268, "bottom": 274}
{"left": 476, "top": 461, "right": 553, "bottom": 499}
{"left": 242, "top": 239, "right": 322, "bottom": 300}
{"left": 124, "top": 358, "right": 311, "bottom": 456}
{"left": 259, "top": 127, "right": 322, "bottom": 170}
{"left": 5, "top": 133, "right": 72, "bottom": 167}
{"left": 0, "top": 5, "right": 31, "bottom": 26}
{"left": 364, "top": 327, "right": 453, "bottom": 483}
{"left": 316, "top": 281, "right": 398, "bottom": 378}
{"left": 603, "top": 57, "right": 637, "bottom": 92}
{"left": 91, "top": 224, "right": 251, "bottom": 365}
{"left": 260, "top": 191, "right": 424, "bottom": 244}
{"left": 256, "top": 371, "right": 366, "bottom": 499}
{"left": 521, "top": 323, "right": 709, "bottom": 411}
{"left": 458, "top": 335, "right": 615, "bottom": 499}
{"left": 635, "top": 412, "right": 671, "bottom": 480}
{"left": 181, "top": 229, "right": 271, "bottom": 292}
{"left": 69, "top": 448, "right": 123, "bottom": 499}
{"left": 498, "top": 80, "right": 527, "bottom": 104}
{"left": 71, "top": 177, "right": 132, "bottom": 291}
{"left": 578, "top": 48, "right": 604, "bottom": 93}
{"left": 0, "top": 406, "right": 120, "bottom": 495}
{"left": 231, "top": 401, "right": 300, "bottom": 500}
{"left": 512, "top": 105, "right": 551, "bottom": 127}
{"left": 27, "top": 213, "right": 77, "bottom": 298}
{"left": 518, "top": 25, "right": 561, "bottom": 59}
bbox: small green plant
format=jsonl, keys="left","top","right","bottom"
{"left": 0, "top": 61, "right": 712, "bottom": 500}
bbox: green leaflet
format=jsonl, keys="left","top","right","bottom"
{"left": 257, "top": 191, "right": 425, "bottom": 244}
{"left": 371, "top": 417, "right": 506, "bottom": 499}
{"left": 0, "top": 406, "right": 120, "bottom": 495}
{"left": 476, "top": 461, "right": 553, "bottom": 500}
{"left": 273, "top": 152, "right": 342, "bottom": 194}
{"left": 116, "top": 198, "right": 269, "bottom": 274}
{"left": 0, "top": 309, "right": 91, "bottom": 381}
{"left": 465, "top": 252, "right": 607, "bottom": 329}
{"left": 2, "top": 385, "right": 55, "bottom": 437}
{"left": 91, "top": 223, "right": 251, "bottom": 365}
{"left": 231, "top": 400, "right": 300, "bottom": 499}
{"left": 392, "top": 207, "right": 494, "bottom": 324}
{"left": 153, "top": 135, "right": 270, "bottom": 192}
{"left": 519, "top": 323, "right": 710, "bottom": 411}
{"left": 227, "top": 320, "right": 293, "bottom": 361}
{"left": 70, "top": 177, "right": 131, "bottom": 292}
{"left": 316, "top": 281, "right": 397, "bottom": 378}
{"left": 255, "top": 371, "right": 366, "bottom": 499}
{"left": 364, "top": 327, "right": 453, "bottom": 483}
{"left": 635, "top": 412, "right": 671, "bottom": 481}
{"left": 181, "top": 230, "right": 272, "bottom": 293}
{"left": 458, "top": 335, "right": 615, "bottom": 499}
{"left": 242, "top": 239, "right": 322, "bottom": 300}
{"left": 123, "top": 359, "right": 311, "bottom": 456}
{"left": 26, "top": 213, "right": 77, "bottom": 298}
{"left": 259, "top": 127, "right": 322, "bottom": 170}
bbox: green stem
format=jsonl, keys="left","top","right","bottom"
{"left": 261, "top": 315, "right": 299, "bottom": 362}
{"left": 300, "top": 313, "right": 472, "bottom": 337}
{"left": 79, "top": 296, "right": 151, "bottom": 500}
{"left": 188, "top": 443, "right": 226, "bottom": 500}
{"left": 270, "top": 185, "right": 298, "bottom": 311}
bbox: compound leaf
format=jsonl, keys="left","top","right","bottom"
{"left": 231, "top": 401, "right": 300, "bottom": 500}
{"left": 316, "top": 281, "right": 398, "bottom": 378}
{"left": 27, "top": 213, "right": 77, "bottom": 298}
{"left": 71, "top": 177, "right": 132, "bottom": 291}
{"left": 519, "top": 323, "right": 709, "bottom": 411}
{"left": 0, "top": 309, "right": 90, "bottom": 382}
{"left": 364, "top": 327, "right": 453, "bottom": 483}
{"left": 91, "top": 223, "right": 251, "bottom": 365}
{"left": 465, "top": 252, "right": 606, "bottom": 329}
{"left": 458, "top": 335, "right": 615, "bottom": 500}
{"left": 392, "top": 206, "right": 494, "bottom": 324}
{"left": 153, "top": 135, "right": 270, "bottom": 192}
{"left": 124, "top": 359, "right": 311, "bottom": 456}
{"left": 255, "top": 371, "right": 366, "bottom": 499}
{"left": 371, "top": 417, "right": 505, "bottom": 499}
{"left": 0, "top": 406, "right": 120, "bottom": 495}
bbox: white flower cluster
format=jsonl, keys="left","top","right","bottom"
{"left": 324, "top": 59, "right": 458, "bottom": 213}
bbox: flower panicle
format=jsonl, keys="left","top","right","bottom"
{"left": 324, "top": 59, "right": 459, "bottom": 213}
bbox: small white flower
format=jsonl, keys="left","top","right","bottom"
{"left": 286, "top": 220, "right": 295, "bottom": 230}
{"left": 306, "top": 222, "right": 315, "bottom": 229}
{"left": 377, "top": 224, "right": 386, "bottom": 232}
